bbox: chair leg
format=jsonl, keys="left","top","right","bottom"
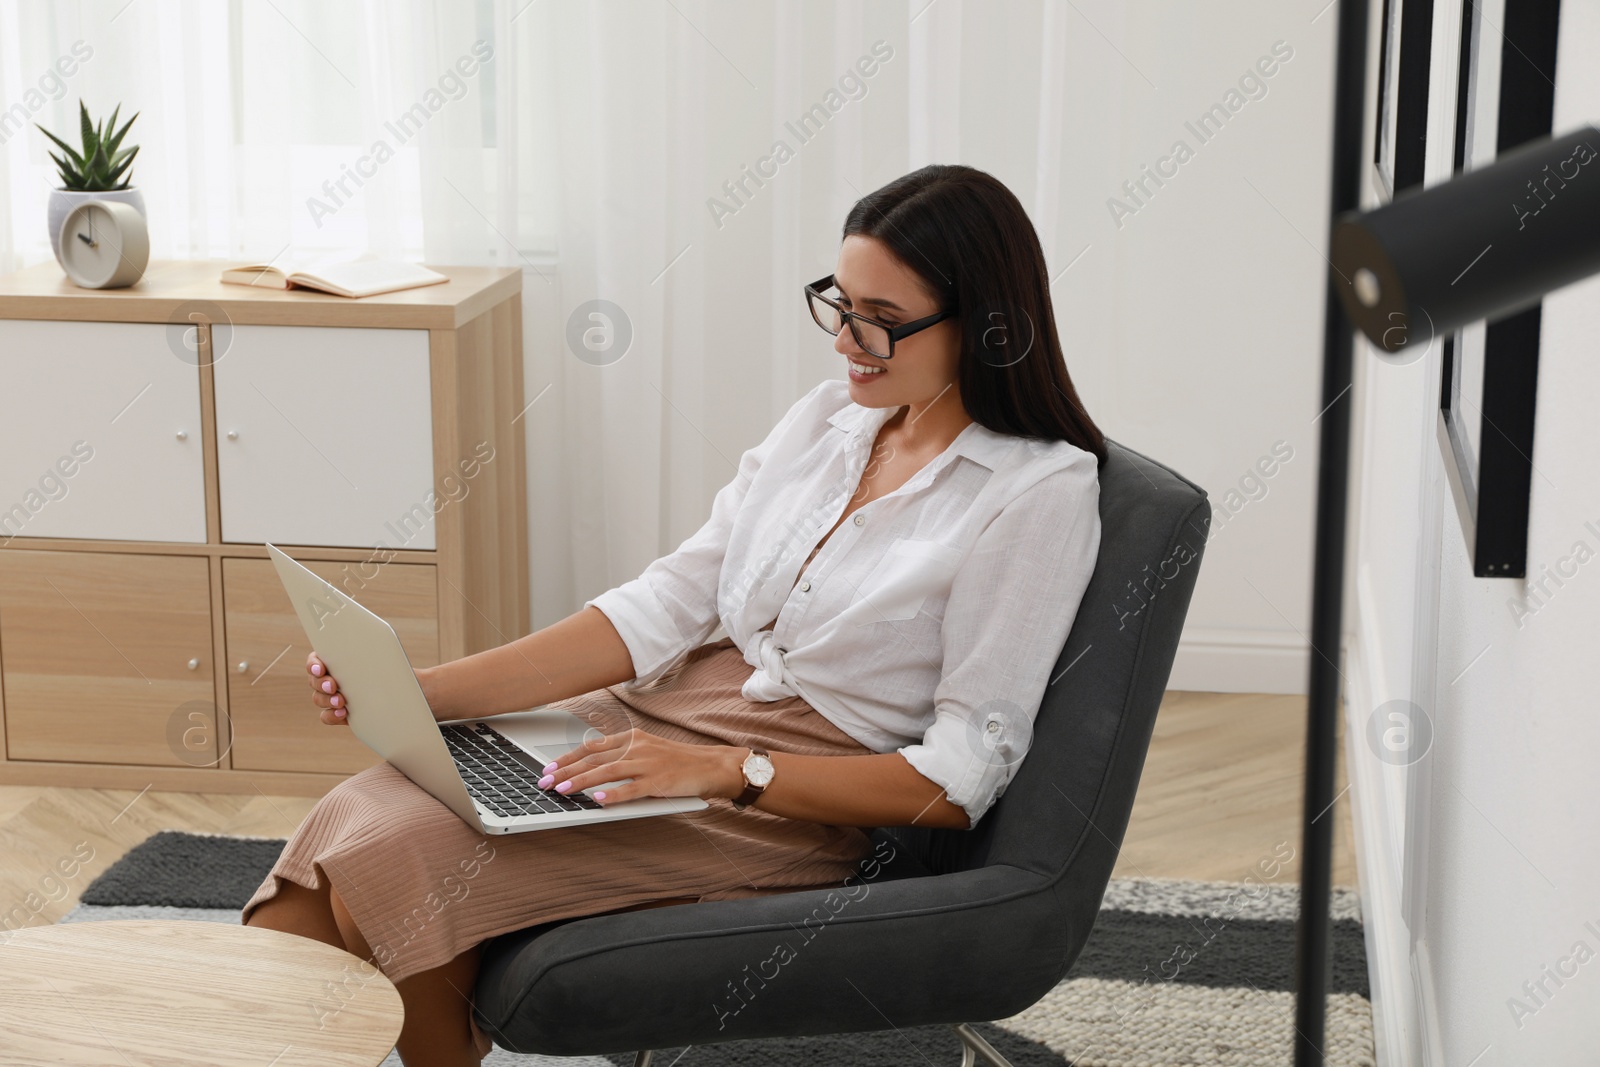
{"left": 633, "top": 1052, "right": 654, "bottom": 1066}
{"left": 953, "top": 1023, "right": 1017, "bottom": 1067}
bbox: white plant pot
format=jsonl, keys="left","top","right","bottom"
{"left": 48, "top": 187, "right": 146, "bottom": 268}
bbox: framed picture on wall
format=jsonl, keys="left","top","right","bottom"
{"left": 1373, "top": 0, "right": 1435, "bottom": 202}
{"left": 1373, "top": 0, "right": 1399, "bottom": 199}
{"left": 1433, "top": 0, "right": 1559, "bottom": 579}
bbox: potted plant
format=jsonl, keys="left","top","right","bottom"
{"left": 36, "top": 101, "right": 143, "bottom": 268}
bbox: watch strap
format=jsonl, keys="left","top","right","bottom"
{"left": 732, "top": 746, "right": 770, "bottom": 809}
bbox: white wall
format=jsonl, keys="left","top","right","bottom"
{"left": 1086, "top": 7, "right": 1336, "bottom": 695}
{"left": 1418, "top": 2, "right": 1600, "bottom": 1057}
{"left": 517, "top": 2, "right": 1340, "bottom": 697}
{"left": 1346, "top": 0, "right": 1600, "bottom": 1063}
{"left": 1343, "top": 1, "right": 1468, "bottom": 1057}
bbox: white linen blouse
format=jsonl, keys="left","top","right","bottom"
{"left": 584, "top": 377, "right": 1102, "bottom": 827}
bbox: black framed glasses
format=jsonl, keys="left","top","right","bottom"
{"left": 804, "top": 274, "right": 957, "bottom": 359}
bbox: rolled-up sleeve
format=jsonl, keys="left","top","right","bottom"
{"left": 584, "top": 383, "right": 823, "bottom": 688}
{"left": 897, "top": 456, "right": 1102, "bottom": 828}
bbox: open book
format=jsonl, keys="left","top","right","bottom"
{"left": 220, "top": 254, "right": 449, "bottom": 298}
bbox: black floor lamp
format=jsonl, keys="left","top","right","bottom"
{"left": 1296, "top": 2, "right": 1599, "bottom": 1062}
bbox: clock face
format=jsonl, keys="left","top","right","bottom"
{"left": 59, "top": 200, "right": 149, "bottom": 289}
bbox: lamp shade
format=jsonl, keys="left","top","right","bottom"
{"left": 1331, "top": 124, "right": 1600, "bottom": 355}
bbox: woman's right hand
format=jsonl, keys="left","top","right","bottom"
{"left": 307, "top": 651, "right": 349, "bottom": 726}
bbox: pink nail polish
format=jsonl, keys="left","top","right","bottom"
{"left": 322, "top": 680, "right": 333, "bottom": 693}
{"left": 594, "top": 791, "right": 607, "bottom": 801}
{"left": 331, "top": 695, "right": 340, "bottom": 707}
{"left": 311, "top": 663, "right": 322, "bottom": 676}
{"left": 555, "top": 781, "right": 571, "bottom": 793}
{"left": 537, "top": 775, "right": 553, "bottom": 788}
{"left": 335, "top": 708, "right": 346, "bottom": 717}
{"left": 542, "top": 761, "right": 557, "bottom": 773}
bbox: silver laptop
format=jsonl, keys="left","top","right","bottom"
{"left": 265, "top": 543, "right": 707, "bottom": 834}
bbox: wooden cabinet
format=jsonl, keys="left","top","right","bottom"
{"left": 0, "top": 321, "right": 207, "bottom": 543}
{"left": 0, "top": 551, "right": 215, "bottom": 766}
{"left": 222, "top": 557, "right": 439, "bottom": 774}
{"left": 0, "top": 261, "right": 528, "bottom": 796}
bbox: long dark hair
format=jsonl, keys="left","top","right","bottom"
{"left": 842, "top": 164, "right": 1106, "bottom": 466}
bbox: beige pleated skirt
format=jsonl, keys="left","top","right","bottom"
{"left": 239, "top": 636, "right": 877, "bottom": 1055}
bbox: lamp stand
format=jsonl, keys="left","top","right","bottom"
{"left": 1295, "top": 0, "right": 1370, "bottom": 1063}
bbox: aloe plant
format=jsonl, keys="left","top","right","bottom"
{"left": 35, "top": 101, "right": 140, "bottom": 192}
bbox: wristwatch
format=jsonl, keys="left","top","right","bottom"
{"left": 732, "top": 747, "right": 775, "bottom": 810}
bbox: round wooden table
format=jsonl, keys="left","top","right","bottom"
{"left": 0, "top": 919, "right": 405, "bottom": 1066}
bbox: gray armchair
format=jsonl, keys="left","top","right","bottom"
{"left": 473, "top": 438, "right": 1211, "bottom": 1066}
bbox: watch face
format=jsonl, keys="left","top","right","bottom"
{"left": 744, "top": 753, "right": 775, "bottom": 788}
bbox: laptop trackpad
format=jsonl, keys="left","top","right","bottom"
{"left": 464, "top": 708, "right": 606, "bottom": 758}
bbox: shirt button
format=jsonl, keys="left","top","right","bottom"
{"left": 853, "top": 514, "right": 865, "bottom": 526}
{"left": 799, "top": 581, "right": 811, "bottom": 592}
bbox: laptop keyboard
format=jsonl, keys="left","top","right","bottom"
{"left": 440, "top": 722, "right": 603, "bottom": 818}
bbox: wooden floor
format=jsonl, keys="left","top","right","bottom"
{"left": 0, "top": 689, "right": 1357, "bottom": 932}
{"left": 1111, "top": 690, "right": 1358, "bottom": 886}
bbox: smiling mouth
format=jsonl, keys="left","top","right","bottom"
{"left": 848, "top": 359, "right": 886, "bottom": 375}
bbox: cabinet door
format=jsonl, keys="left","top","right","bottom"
{"left": 0, "top": 551, "right": 216, "bottom": 765}
{"left": 213, "top": 325, "right": 435, "bottom": 548}
{"left": 0, "top": 321, "right": 206, "bottom": 543}
{"left": 223, "top": 556, "right": 439, "bottom": 774}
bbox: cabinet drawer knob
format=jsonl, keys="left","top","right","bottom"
{"left": 226, "top": 430, "right": 239, "bottom": 440}
{"left": 236, "top": 661, "right": 250, "bottom": 674}
{"left": 175, "top": 430, "right": 188, "bottom": 441}
{"left": 187, "top": 658, "right": 200, "bottom": 671}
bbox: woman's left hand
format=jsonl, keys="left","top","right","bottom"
{"left": 536, "top": 729, "right": 747, "bottom": 806}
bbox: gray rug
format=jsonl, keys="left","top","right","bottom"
{"left": 60, "top": 830, "right": 1376, "bottom": 1065}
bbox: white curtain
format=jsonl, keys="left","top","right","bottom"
{"left": 0, "top": 0, "right": 1131, "bottom": 632}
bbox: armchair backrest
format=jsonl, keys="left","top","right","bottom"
{"left": 886, "top": 439, "right": 1211, "bottom": 898}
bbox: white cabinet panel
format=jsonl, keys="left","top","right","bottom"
{"left": 0, "top": 321, "right": 207, "bottom": 543}
{"left": 214, "top": 325, "right": 435, "bottom": 549}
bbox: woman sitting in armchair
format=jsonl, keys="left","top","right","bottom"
{"left": 243, "top": 162, "right": 1105, "bottom": 1066}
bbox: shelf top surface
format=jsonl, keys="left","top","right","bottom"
{"left": 0, "top": 259, "right": 522, "bottom": 329}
